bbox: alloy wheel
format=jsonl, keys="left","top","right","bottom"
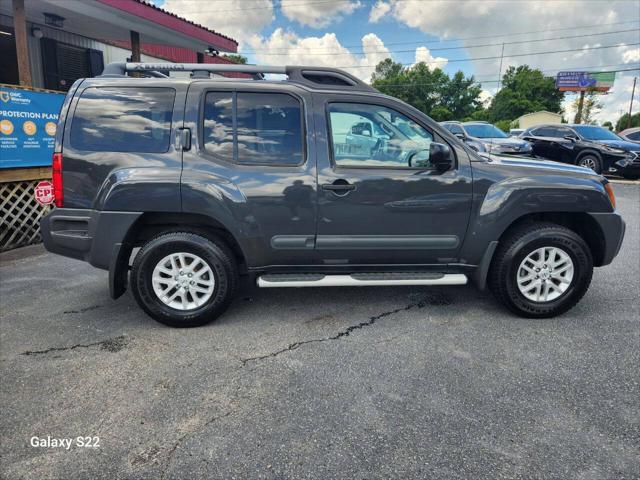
{"left": 151, "top": 252, "right": 215, "bottom": 310}
{"left": 516, "top": 246, "right": 574, "bottom": 302}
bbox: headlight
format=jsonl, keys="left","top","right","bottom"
{"left": 602, "top": 146, "right": 627, "bottom": 154}
{"left": 482, "top": 142, "right": 497, "bottom": 152}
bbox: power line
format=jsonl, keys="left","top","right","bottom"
{"left": 239, "top": 20, "right": 640, "bottom": 53}
{"left": 314, "top": 42, "right": 640, "bottom": 69}
{"left": 173, "top": 0, "right": 357, "bottom": 13}
{"left": 246, "top": 28, "right": 639, "bottom": 56}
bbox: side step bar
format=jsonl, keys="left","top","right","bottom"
{"left": 257, "top": 273, "right": 467, "bottom": 288}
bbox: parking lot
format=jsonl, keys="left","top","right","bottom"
{"left": 0, "top": 182, "right": 638, "bottom": 479}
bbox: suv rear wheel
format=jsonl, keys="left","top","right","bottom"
{"left": 131, "top": 232, "right": 237, "bottom": 327}
{"left": 488, "top": 223, "right": 593, "bottom": 318}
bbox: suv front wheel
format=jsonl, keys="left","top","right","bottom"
{"left": 489, "top": 223, "right": 593, "bottom": 318}
{"left": 131, "top": 232, "right": 237, "bottom": 327}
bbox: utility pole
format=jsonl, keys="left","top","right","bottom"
{"left": 497, "top": 42, "right": 505, "bottom": 90}
{"left": 627, "top": 77, "right": 637, "bottom": 130}
{"left": 574, "top": 90, "right": 586, "bottom": 124}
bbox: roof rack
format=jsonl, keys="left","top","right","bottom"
{"left": 100, "top": 62, "right": 377, "bottom": 92}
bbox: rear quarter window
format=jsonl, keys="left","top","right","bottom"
{"left": 70, "top": 87, "right": 175, "bottom": 153}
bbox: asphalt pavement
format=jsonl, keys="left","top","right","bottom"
{"left": 1, "top": 183, "right": 638, "bottom": 480}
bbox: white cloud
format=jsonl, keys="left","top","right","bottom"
{"left": 623, "top": 47, "right": 640, "bottom": 63}
{"left": 369, "top": 1, "right": 391, "bottom": 23}
{"left": 281, "top": 0, "right": 361, "bottom": 28}
{"left": 161, "top": 0, "right": 274, "bottom": 45}
{"left": 247, "top": 29, "right": 391, "bottom": 81}
{"left": 384, "top": 0, "right": 639, "bottom": 77}
{"left": 379, "top": 0, "right": 640, "bottom": 122}
{"left": 414, "top": 46, "right": 448, "bottom": 69}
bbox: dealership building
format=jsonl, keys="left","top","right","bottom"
{"left": 0, "top": 0, "right": 239, "bottom": 251}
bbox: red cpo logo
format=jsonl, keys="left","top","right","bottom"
{"left": 34, "top": 180, "right": 55, "bottom": 206}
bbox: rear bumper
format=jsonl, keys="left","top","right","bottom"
{"left": 588, "top": 211, "right": 626, "bottom": 266}
{"left": 40, "top": 208, "right": 141, "bottom": 270}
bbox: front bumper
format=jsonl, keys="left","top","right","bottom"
{"left": 588, "top": 211, "right": 626, "bottom": 266}
{"left": 40, "top": 208, "right": 141, "bottom": 270}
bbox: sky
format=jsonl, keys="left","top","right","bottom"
{"left": 154, "top": 0, "right": 640, "bottom": 124}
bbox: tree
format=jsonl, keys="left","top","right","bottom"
{"left": 222, "top": 54, "right": 247, "bottom": 64}
{"left": 615, "top": 112, "right": 640, "bottom": 131}
{"left": 371, "top": 59, "right": 483, "bottom": 121}
{"left": 602, "top": 121, "right": 614, "bottom": 131}
{"left": 572, "top": 90, "right": 602, "bottom": 124}
{"left": 487, "top": 65, "right": 564, "bottom": 122}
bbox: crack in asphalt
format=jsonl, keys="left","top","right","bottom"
{"left": 63, "top": 305, "right": 102, "bottom": 314}
{"left": 20, "top": 335, "right": 129, "bottom": 356}
{"left": 160, "top": 385, "right": 242, "bottom": 480}
{"left": 240, "top": 298, "right": 433, "bottom": 366}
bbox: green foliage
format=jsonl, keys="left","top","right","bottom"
{"left": 615, "top": 112, "right": 640, "bottom": 131}
{"left": 222, "top": 54, "right": 248, "bottom": 64}
{"left": 487, "top": 66, "right": 564, "bottom": 122}
{"left": 371, "top": 59, "right": 483, "bottom": 121}
{"left": 495, "top": 120, "right": 512, "bottom": 133}
{"left": 602, "top": 121, "right": 614, "bottom": 131}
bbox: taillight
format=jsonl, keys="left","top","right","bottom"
{"left": 52, "top": 153, "right": 63, "bottom": 207}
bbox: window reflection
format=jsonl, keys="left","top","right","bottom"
{"left": 329, "top": 103, "right": 433, "bottom": 168}
{"left": 203, "top": 93, "right": 233, "bottom": 159}
{"left": 70, "top": 87, "right": 175, "bottom": 153}
{"left": 236, "top": 93, "right": 303, "bottom": 166}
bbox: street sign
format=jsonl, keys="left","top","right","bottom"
{"left": 34, "top": 180, "right": 54, "bottom": 205}
{"left": 556, "top": 71, "right": 615, "bottom": 92}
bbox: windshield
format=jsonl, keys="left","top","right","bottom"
{"left": 572, "top": 125, "right": 622, "bottom": 141}
{"left": 463, "top": 124, "right": 508, "bottom": 139}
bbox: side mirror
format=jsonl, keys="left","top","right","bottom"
{"left": 454, "top": 133, "right": 465, "bottom": 140}
{"left": 362, "top": 129, "right": 371, "bottom": 137}
{"left": 564, "top": 134, "right": 578, "bottom": 142}
{"left": 408, "top": 149, "right": 430, "bottom": 168}
{"left": 429, "top": 142, "right": 453, "bottom": 172}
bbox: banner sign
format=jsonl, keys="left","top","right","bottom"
{"left": 555, "top": 71, "right": 615, "bottom": 92}
{"left": 0, "top": 86, "right": 65, "bottom": 169}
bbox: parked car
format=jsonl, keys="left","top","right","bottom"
{"left": 440, "top": 121, "right": 532, "bottom": 155}
{"left": 41, "top": 62, "right": 625, "bottom": 327}
{"left": 521, "top": 124, "right": 640, "bottom": 178}
{"left": 618, "top": 127, "right": 640, "bottom": 144}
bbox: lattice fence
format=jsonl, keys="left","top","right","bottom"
{"left": 1, "top": 180, "right": 51, "bottom": 252}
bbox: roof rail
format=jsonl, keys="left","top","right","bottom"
{"left": 100, "top": 62, "right": 376, "bottom": 92}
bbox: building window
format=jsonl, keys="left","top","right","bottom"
{"left": 70, "top": 87, "right": 175, "bottom": 153}
{"left": 41, "top": 38, "right": 104, "bottom": 91}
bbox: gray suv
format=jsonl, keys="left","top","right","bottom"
{"left": 41, "top": 63, "right": 625, "bottom": 327}
{"left": 441, "top": 121, "right": 532, "bottom": 155}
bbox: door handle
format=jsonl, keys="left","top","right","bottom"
{"left": 322, "top": 180, "right": 355, "bottom": 194}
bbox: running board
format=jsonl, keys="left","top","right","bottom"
{"left": 257, "top": 273, "right": 467, "bottom": 288}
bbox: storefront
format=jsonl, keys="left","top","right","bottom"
{"left": 0, "top": 0, "right": 239, "bottom": 250}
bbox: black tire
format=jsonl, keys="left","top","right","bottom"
{"left": 488, "top": 222, "right": 593, "bottom": 318}
{"left": 576, "top": 153, "right": 602, "bottom": 174}
{"left": 131, "top": 232, "right": 237, "bottom": 327}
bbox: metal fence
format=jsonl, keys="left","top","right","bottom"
{"left": 0, "top": 179, "right": 51, "bottom": 252}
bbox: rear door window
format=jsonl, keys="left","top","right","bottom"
{"left": 236, "top": 93, "right": 303, "bottom": 166}
{"left": 70, "top": 87, "right": 175, "bottom": 152}
{"left": 202, "top": 91, "right": 304, "bottom": 166}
